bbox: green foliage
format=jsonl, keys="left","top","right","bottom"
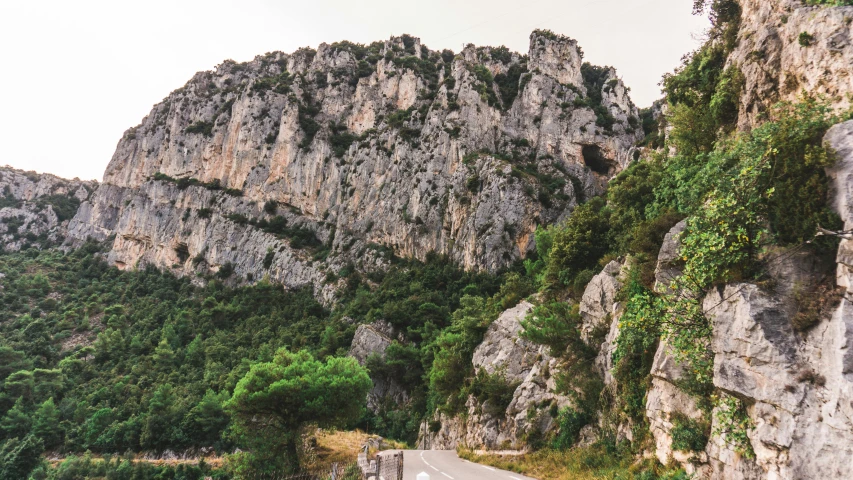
{"left": 521, "top": 301, "right": 602, "bottom": 447}
{"left": 387, "top": 107, "right": 415, "bottom": 128}
{"left": 263, "top": 248, "right": 275, "bottom": 269}
{"left": 259, "top": 216, "right": 323, "bottom": 250}
{"left": 153, "top": 173, "right": 243, "bottom": 196}
{"left": 530, "top": 158, "right": 676, "bottom": 293}
{"left": 670, "top": 412, "right": 709, "bottom": 452}
{"left": 663, "top": 0, "right": 743, "bottom": 155}
{"left": 639, "top": 106, "right": 665, "bottom": 149}
{"left": 36, "top": 195, "right": 82, "bottom": 222}
{"left": 466, "top": 173, "right": 480, "bottom": 192}
{"left": 263, "top": 200, "right": 278, "bottom": 215}
{"left": 469, "top": 369, "right": 519, "bottom": 416}
{"left": 0, "top": 244, "right": 336, "bottom": 460}
{"left": 494, "top": 63, "right": 529, "bottom": 109}
{"left": 45, "top": 454, "right": 218, "bottom": 480}
{"left": 542, "top": 198, "right": 610, "bottom": 289}
{"left": 469, "top": 64, "right": 499, "bottom": 107}
{"left": 429, "top": 296, "right": 500, "bottom": 413}
{"left": 0, "top": 434, "right": 44, "bottom": 480}
{"left": 551, "top": 407, "right": 592, "bottom": 450}
{"left": 185, "top": 121, "right": 214, "bottom": 137}
{"left": 615, "top": 98, "right": 843, "bottom": 436}
{"left": 0, "top": 186, "right": 22, "bottom": 210}
{"left": 329, "top": 123, "right": 359, "bottom": 157}
{"left": 799, "top": 32, "right": 816, "bottom": 47}
{"left": 252, "top": 70, "right": 293, "bottom": 94}
{"left": 713, "top": 393, "right": 754, "bottom": 458}
{"left": 611, "top": 273, "right": 659, "bottom": 430}
{"left": 298, "top": 100, "right": 321, "bottom": 148}
{"left": 225, "top": 349, "right": 371, "bottom": 474}
{"left": 579, "top": 64, "right": 616, "bottom": 132}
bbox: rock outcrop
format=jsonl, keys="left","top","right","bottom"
{"left": 0, "top": 167, "right": 95, "bottom": 251}
{"left": 730, "top": 0, "right": 853, "bottom": 128}
{"left": 422, "top": 300, "right": 572, "bottom": 450}
{"left": 66, "top": 30, "right": 642, "bottom": 297}
{"left": 424, "top": 259, "right": 630, "bottom": 451}
{"left": 579, "top": 259, "right": 626, "bottom": 387}
{"left": 348, "top": 321, "right": 408, "bottom": 412}
{"left": 639, "top": 121, "right": 853, "bottom": 479}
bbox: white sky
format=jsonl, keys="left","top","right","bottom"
{"left": 0, "top": 0, "right": 708, "bottom": 181}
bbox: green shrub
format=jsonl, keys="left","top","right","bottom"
{"left": 552, "top": 407, "right": 592, "bottom": 450}
{"left": 263, "top": 200, "right": 278, "bottom": 214}
{"left": 469, "top": 369, "right": 519, "bottom": 415}
{"left": 670, "top": 412, "right": 709, "bottom": 452}
{"left": 466, "top": 174, "right": 480, "bottom": 192}
{"left": 799, "top": 32, "right": 816, "bottom": 47}
{"left": 543, "top": 197, "right": 610, "bottom": 288}
{"left": 494, "top": 63, "right": 528, "bottom": 109}
{"left": 580, "top": 64, "right": 616, "bottom": 132}
{"left": 185, "top": 120, "right": 214, "bottom": 137}
{"left": 216, "top": 262, "right": 234, "bottom": 279}
{"left": 263, "top": 249, "right": 275, "bottom": 269}
{"left": 329, "top": 123, "right": 359, "bottom": 157}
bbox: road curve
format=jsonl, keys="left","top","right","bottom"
{"left": 380, "top": 449, "right": 538, "bottom": 480}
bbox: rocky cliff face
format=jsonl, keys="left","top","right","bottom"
{"left": 421, "top": 261, "right": 629, "bottom": 450}
{"left": 0, "top": 167, "right": 95, "bottom": 252}
{"left": 421, "top": 300, "right": 572, "bottom": 450}
{"left": 348, "top": 321, "right": 409, "bottom": 412}
{"left": 637, "top": 122, "right": 853, "bottom": 479}
{"left": 730, "top": 0, "right": 853, "bottom": 128}
{"left": 66, "top": 31, "right": 641, "bottom": 297}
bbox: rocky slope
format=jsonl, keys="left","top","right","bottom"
{"left": 65, "top": 30, "right": 641, "bottom": 298}
{"left": 730, "top": 0, "right": 853, "bottom": 128}
{"left": 418, "top": 261, "right": 628, "bottom": 450}
{"left": 0, "top": 167, "right": 95, "bottom": 252}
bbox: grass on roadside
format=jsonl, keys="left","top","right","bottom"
{"left": 310, "top": 429, "right": 408, "bottom": 467}
{"left": 457, "top": 446, "right": 688, "bottom": 480}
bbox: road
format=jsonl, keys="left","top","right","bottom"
{"left": 380, "top": 450, "right": 538, "bottom": 480}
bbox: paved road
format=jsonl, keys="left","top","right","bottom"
{"left": 381, "top": 450, "right": 538, "bottom": 480}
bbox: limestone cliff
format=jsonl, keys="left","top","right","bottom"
{"left": 728, "top": 0, "right": 853, "bottom": 128}
{"left": 639, "top": 124, "right": 853, "bottom": 478}
{"left": 65, "top": 30, "right": 641, "bottom": 297}
{"left": 0, "top": 167, "right": 95, "bottom": 252}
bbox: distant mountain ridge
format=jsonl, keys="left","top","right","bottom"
{"left": 60, "top": 30, "right": 641, "bottom": 300}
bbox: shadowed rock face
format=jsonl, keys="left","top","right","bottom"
{"left": 66, "top": 30, "right": 642, "bottom": 296}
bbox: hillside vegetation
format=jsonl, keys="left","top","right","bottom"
{"left": 2, "top": 1, "right": 853, "bottom": 479}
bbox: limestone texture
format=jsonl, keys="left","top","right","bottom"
{"left": 65, "top": 31, "right": 641, "bottom": 298}
{"left": 0, "top": 167, "right": 95, "bottom": 252}
{"left": 730, "top": 0, "right": 853, "bottom": 128}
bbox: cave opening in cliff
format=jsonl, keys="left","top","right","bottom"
{"left": 175, "top": 243, "right": 190, "bottom": 263}
{"left": 582, "top": 145, "right": 615, "bottom": 175}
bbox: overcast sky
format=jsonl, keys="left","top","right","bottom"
{"left": 0, "top": 0, "right": 708, "bottom": 181}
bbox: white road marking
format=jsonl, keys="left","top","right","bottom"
{"left": 480, "top": 464, "right": 496, "bottom": 471}
{"left": 441, "top": 473, "right": 454, "bottom": 479}
{"left": 510, "top": 477, "right": 522, "bottom": 480}
{"left": 430, "top": 465, "right": 439, "bottom": 471}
